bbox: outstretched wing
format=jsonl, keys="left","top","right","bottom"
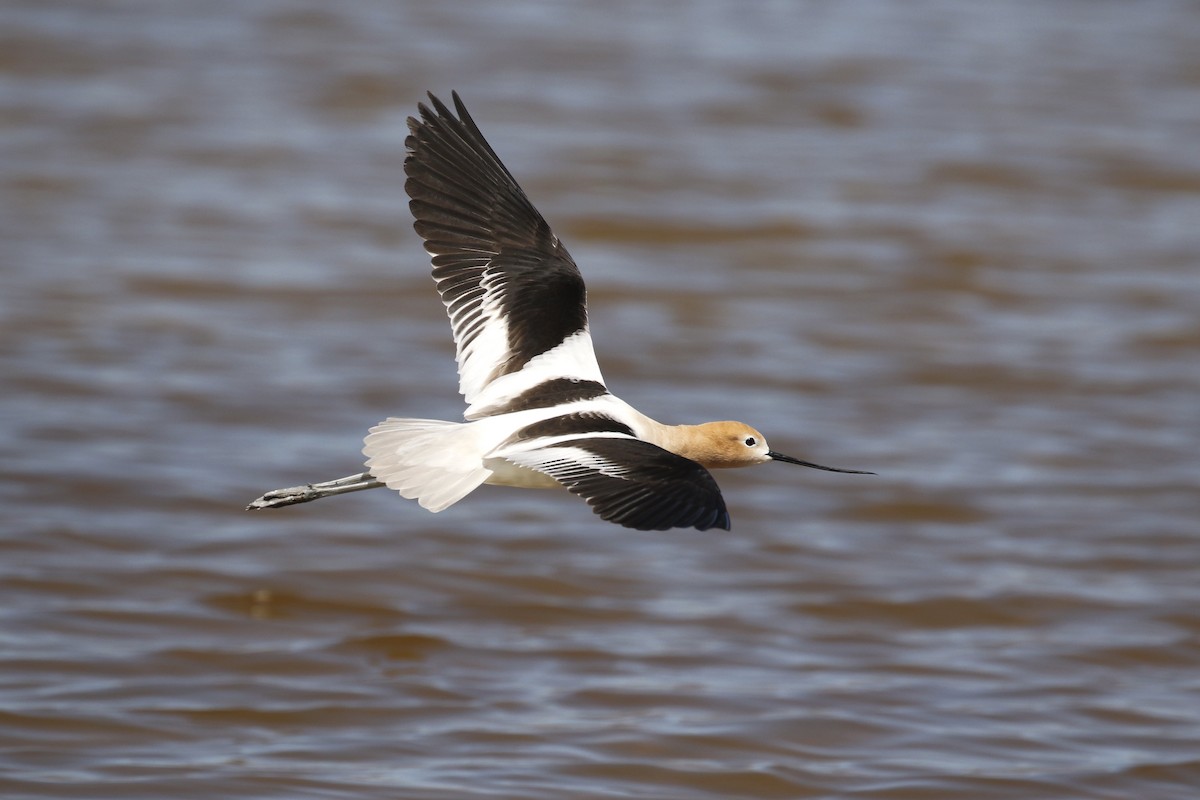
{"left": 405, "top": 92, "right": 604, "bottom": 416}
{"left": 499, "top": 436, "right": 731, "bottom": 531}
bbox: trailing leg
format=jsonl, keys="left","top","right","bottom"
{"left": 247, "top": 472, "right": 383, "bottom": 510}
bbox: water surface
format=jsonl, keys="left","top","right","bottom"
{"left": 2, "top": 1, "right": 1199, "bottom": 798}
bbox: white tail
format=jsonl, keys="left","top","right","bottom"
{"left": 362, "top": 418, "right": 491, "bottom": 512}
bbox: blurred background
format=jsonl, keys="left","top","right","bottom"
{"left": 2, "top": 1, "right": 1198, "bottom": 798}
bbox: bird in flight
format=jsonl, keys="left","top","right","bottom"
{"left": 248, "top": 91, "right": 871, "bottom": 530}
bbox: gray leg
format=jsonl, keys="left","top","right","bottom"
{"left": 246, "top": 472, "right": 384, "bottom": 510}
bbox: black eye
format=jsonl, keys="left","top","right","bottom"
{"left": 744, "top": 437, "right": 757, "bottom": 447}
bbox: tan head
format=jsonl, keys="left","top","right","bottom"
{"left": 680, "top": 421, "right": 874, "bottom": 475}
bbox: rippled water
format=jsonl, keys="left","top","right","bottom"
{"left": 3, "top": 1, "right": 1200, "bottom": 798}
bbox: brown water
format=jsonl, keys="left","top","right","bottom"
{"left": 3, "top": 1, "right": 1200, "bottom": 798}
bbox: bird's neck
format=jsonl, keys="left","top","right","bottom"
{"left": 639, "top": 418, "right": 734, "bottom": 469}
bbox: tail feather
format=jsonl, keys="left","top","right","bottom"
{"left": 362, "top": 418, "right": 490, "bottom": 512}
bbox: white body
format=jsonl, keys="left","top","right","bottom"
{"left": 363, "top": 394, "right": 667, "bottom": 511}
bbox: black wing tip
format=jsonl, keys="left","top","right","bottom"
{"left": 411, "top": 90, "right": 469, "bottom": 127}
{"left": 406, "top": 89, "right": 514, "bottom": 188}
{"left": 705, "top": 509, "right": 732, "bottom": 531}
{"left": 450, "top": 90, "right": 469, "bottom": 119}
{"left": 689, "top": 504, "right": 731, "bottom": 532}
{"left": 428, "top": 90, "right": 454, "bottom": 118}
{"left": 408, "top": 91, "right": 453, "bottom": 138}
{"left": 613, "top": 506, "right": 730, "bottom": 532}
{"left": 422, "top": 88, "right": 462, "bottom": 105}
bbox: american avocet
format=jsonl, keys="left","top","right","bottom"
{"left": 248, "top": 91, "right": 871, "bottom": 530}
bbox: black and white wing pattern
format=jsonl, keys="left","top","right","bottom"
{"left": 500, "top": 437, "right": 731, "bottom": 531}
{"left": 405, "top": 92, "right": 605, "bottom": 417}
